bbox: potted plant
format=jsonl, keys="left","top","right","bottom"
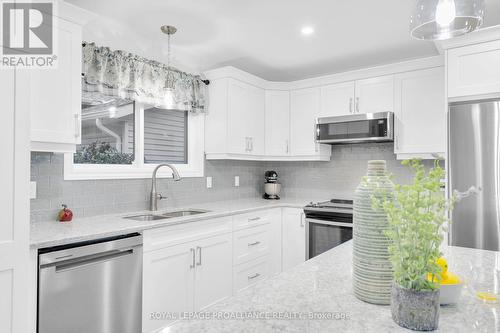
{"left": 372, "top": 159, "right": 453, "bottom": 331}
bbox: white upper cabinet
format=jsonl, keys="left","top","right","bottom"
{"left": 290, "top": 87, "right": 330, "bottom": 158}
{"left": 29, "top": 6, "right": 89, "bottom": 153}
{"left": 205, "top": 77, "right": 266, "bottom": 159}
{"left": 354, "top": 75, "right": 394, "bottom": 114}
{"left": 320, "top": 81, "right": 355, "bottom": 117}
{"left": 265, "top": 90, "right": 290, "bottom": 156}
{"left": 447, "top": 40, "right": 500, "bottom": 99}
{"left": 319, "top": 76, "right": 393, "bottom": 117}
{"left": 394, "top": 67, "right": 446, "bottom": 158}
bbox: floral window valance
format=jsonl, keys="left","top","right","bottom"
{"left": 82, "top": 42, "right": 208, "bottom": 113}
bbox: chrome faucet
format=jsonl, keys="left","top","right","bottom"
{"left": 150, "top": 163, "right": 182, "bottom": 211}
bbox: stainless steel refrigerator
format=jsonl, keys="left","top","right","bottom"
{"left": 449, "top": 99, "right": 500, "bottom": 251}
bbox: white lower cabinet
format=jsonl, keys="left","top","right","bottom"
{"left": 142, "top": 218, "right": 233, "bottom": 333}
{"left": 233, "top": 256, "right": 271, "bottom": 293}
{"left": 282, "top": 208, "right": 306, "bottom": 271}
{"left": 193, "top": 233, "right": 233, "bottom": 311}
{"left": 142, "top": 208, "right": 296, "bottom": 332}
{"left": 143, "top": 242, "right": 195, "bottom": 332}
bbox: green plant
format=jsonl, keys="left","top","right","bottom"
{"left": 74, "top": 141, "right": 134, "bottom": 164}
{"left": 372, "top": 159, "right": 454, "bottom": 291}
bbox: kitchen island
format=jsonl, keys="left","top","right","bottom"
{"left": 167, "top": 241, "right": 499, "bottom": 333}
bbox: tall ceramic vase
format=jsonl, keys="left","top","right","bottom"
{"left": 352, "top": 160, "right": 394, "bottom": 305}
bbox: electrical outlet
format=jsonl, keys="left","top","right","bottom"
{"left": 206, "top": 177, "right": 213, "bottom": 189}
{"left": 30, "top": 181, "right": 37, "bottom": 199}
{"left": 234, "top": 176, "right": 240, "bottom": 187}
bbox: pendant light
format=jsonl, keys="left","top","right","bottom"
{"left": 410, "top": 0, "right": 486, "bottom": 40}
{"left": 160, "top": 25, "right": 178, "bottom": 109}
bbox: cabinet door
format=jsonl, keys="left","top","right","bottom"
{"left": 227, "top": 79, "right": 265, "bottom": 155}
{"left": 394, "top": 67, "right": 446, "bottom": 156}
{"left": 0, "top": 69, "right": 30, "bottom": 333}
{"left": 265, "top": 90, "right": 290, "bottom": 156}
{"left": 282, "top": 208, "right": 306, "bottom": 271}
{"left": 142, "top": 243, "right": 195, "bottom": 332}
{"left": 246, "top": 84, "right": 266, "bottom": 155}
{"left": 227, "top": 79, "right": 250, "bottom": 154}
{"left": 290, "top": 88, "right": 321, "bottom": 155}
{"left": 354, "top": 76, "right": 394, "bottom": 114}
{"left": 30, "top": 18, "right": 81, "bottom": 149}
{"left": 448, "top": 40, "right": 500, "bottom": 98}
{"left": 194, "top": 233, "right": 232, "bottom": 311}
{"left": 320, "top": 81, "right": 355, "bottom": 117}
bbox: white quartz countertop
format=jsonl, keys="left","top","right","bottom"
{"left": 30, "top": 198, "right": 313, "bottom": 248}
{"left": 167, "top": 241, "right": 500, "bottom": 333}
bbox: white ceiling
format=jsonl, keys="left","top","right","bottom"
{"left": 67, "top": 0, "right": 500, "bottom": 81}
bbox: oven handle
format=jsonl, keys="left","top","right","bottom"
{"left": 305, "top": 218, "right": 353, "bottom": 228}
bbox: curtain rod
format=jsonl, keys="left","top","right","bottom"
{"left": 82, "top": 42, "right": 210, "bottom": 86}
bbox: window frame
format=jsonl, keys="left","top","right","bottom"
{"left": 64, "top": 103, "right": 205, "bottom": 180}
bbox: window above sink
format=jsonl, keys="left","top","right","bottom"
{"left": 63, "top": 102, "right": 204, "bottom": 180}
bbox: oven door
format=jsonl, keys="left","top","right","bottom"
{"left": 306, "top": 218, "right": 353, "bottom": 259}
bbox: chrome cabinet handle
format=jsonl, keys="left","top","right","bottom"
{"left": 300, "top": 212, "right": 305, "bottom": 227}
{"left": 245, "top": 137, "right": 249, "bottom": 152}
{"left": 285, "top": 140, "right": 289, "bottom": 154}
{"left": 196, "top": 246, "right": 202, "bottom": 266}
{"left": 248, "top": 217, "right": 261, "bottom": 222}
{"left": 355, "top": 97, "right": 360, "bottom": 113}
{"left": 250, "top": 137, "right": 253, "bottom": 151}
{"left": 190, "top": 248, "right": 195, "bottom": 268}
{"left": 248, "top": 273, "right": 260, "bottom": 280}
{"left": 349, "top": 98, "right": 353, "bottom": 114}
{"left": 248, "top": 241, "right": 261, "bottom": 247}
{"left": 395, "top": 135, "right": 399, "bottom": 150}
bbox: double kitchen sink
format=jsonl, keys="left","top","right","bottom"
{"left": 123, "top": 209, "right": 209, "bottom": 221}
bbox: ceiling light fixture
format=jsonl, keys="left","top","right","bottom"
{"left": 301, "top": 26, "right": 315, "bottom": 36}
{"left": 160, "top": 25, "right": 178, "bottom": 109}
{"left": 410, "top": 0, "right": 485, "bottom": 40}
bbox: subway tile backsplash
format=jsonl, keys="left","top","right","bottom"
{"left": 30, "top": 153, "right": 263, "bottom": 222}
{"left": 30, "top": 143, "right": 432, "bottom": 222}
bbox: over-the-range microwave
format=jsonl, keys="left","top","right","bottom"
{"left": 315, "top": 111, "right": 394, "bottom": 144}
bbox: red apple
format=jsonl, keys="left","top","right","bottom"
{"left": 57, "top": 204, "right": 73, "bottom": 222}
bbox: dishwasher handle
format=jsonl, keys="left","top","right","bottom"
{"left": 41, "top": 248, "right": 136, "bottom": 273}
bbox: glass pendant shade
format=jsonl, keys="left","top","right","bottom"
{"left": 410, "top": 0, "right": 485, "bottom": 40}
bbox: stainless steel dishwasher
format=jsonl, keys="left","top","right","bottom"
{"left": 38, "top": 233, "right": 142, "bottom": 333}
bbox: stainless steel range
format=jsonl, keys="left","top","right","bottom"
{"left": 304, "top": 199, "right": 353, "bottom": 259}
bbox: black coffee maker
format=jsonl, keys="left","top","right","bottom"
{"left": 263, "top": 171, "right": 281, "bottom": 200}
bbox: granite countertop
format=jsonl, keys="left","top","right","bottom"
{"left": 30, "top": 198, "right": 318, "bottom": 248}
{"left": 167, "top": 241, "right": 500, "bottom": 333}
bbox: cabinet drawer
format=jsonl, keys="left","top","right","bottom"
{"left": 143, "top": 216, "right": 232, "bottom": 252}
{"left": 233, "top": 256, "right": 270, "bottom": 293}
{"left": 233, "top": 209, "right": 274, "bottom": 230}
{"left": 233, "top": 223, "right": 270, "bottom": 265}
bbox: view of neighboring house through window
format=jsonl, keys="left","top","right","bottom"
{"left": 75, "top": 102, "right": 188, "bottom": 165}
{"left": 144, "top": 107, "right": 188, "bottom": 164}
{"left": 75, "top": 101, "right": 135, "bottom": 164}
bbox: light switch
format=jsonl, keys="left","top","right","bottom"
{"left": 206, "top": 177, "right": 213, "bottom": 189}
{"left": 234, "top": 176, "right": 240, "bottom": 187}
{"left": 30, "top": 181, "right": 37, "bottom": 199}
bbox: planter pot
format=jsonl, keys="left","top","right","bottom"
{"left": 391, "top": 283, "right": 440, "bottom": 331}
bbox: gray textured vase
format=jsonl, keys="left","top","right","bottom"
{"left": 353, "top": 160, "right": 394, "bottom": 305}
{"left": 391, "top": 284, "right": 440, "bottom": 331}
